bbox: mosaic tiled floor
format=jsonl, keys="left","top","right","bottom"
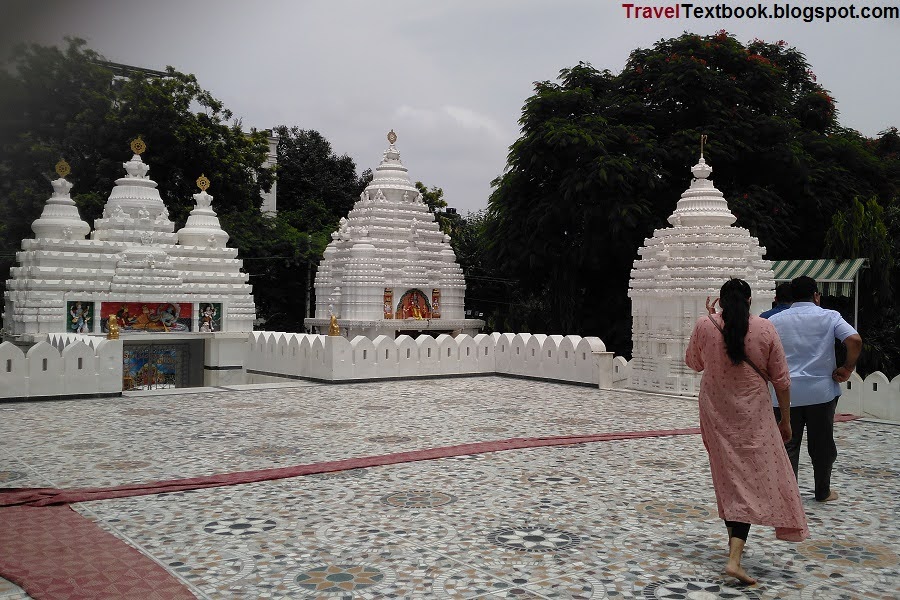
{"left": 1, "top": 377, "right": 897, "bottom": 599}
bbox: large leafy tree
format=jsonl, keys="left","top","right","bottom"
{"left": 414, "top": 181, "right": 464, "bottom": 236}
{"left": 488, "top": 31, "right": 899, "bottom": 355}
{"left": 0, "top": 38, "right": 274, "bottom": 300}
{"left": 824, "top": 196, "right": 899, "bottom": 376}
{"left": 245, "top": 126, "right": 370, "bottom": 331}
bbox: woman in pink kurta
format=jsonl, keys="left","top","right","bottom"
{"left": 685, "top": 278, "right": 808, "bottom": 585}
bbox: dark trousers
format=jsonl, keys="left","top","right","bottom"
{"left": 774, "top": 398, "right": 838, "bottom": 501}
{"left": 725, "top": 520, "right": 750, "bottom": 541}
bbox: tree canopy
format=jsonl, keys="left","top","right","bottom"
{"left": 242, "top": 127, "right": 371, "bottom": 331}
{"left": 485, "top": 31, "right": 899, "bottom": 365}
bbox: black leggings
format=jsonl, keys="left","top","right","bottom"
{"left": 725, "top": 520, "right": 750, "bottom": 541}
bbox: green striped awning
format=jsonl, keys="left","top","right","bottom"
{"left": 771, "top": 258, "right": 867, "bottom": 297}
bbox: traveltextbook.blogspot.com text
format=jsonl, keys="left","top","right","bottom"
{"left": 621, "top": 2, "right": 897, "bottom": 23}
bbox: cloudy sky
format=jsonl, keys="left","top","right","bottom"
{"left": 5, "top": 0, "right": 898, "bottom": 214}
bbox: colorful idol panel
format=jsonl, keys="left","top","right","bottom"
{"left": 101, "top": 302, "right": 192, "bottom": 333}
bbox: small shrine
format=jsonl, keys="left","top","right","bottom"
{"left": 628, "top": 139, "right": 775, "bottom": 396}
{"left": 3, "top": 139, "right": 257, "bottom": 387}
{"left": 305, "top": 131, "right": 484, "bottom": 338}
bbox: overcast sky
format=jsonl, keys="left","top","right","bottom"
{"left": 4, "top": 0, "right": 898, "bottom": 214}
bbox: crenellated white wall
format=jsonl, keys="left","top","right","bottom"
{"left": 10, "top": 330, "right": 895, "bottom": 418}
{"left": 0, "top": 337, "right": 123, "bottom": 399}
{"left": 836, "top": 371, "right": 900, "bottom": 422}
{"left": 610, "top": 355, "right": 900, "bottom": 422}
{"left": 246, "top": 332, "right": 612, "bottom": 387}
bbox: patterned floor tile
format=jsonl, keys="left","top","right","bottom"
{"left": 0, "top": 378, "right": 897, "bottom": 598}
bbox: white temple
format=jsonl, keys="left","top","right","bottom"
{"left": 628, "top": 152, "right": 775, "bottom": 396}
{"left": 305, "top": 131, "right": 484, "bottom": 338}
{"left": 2, "top": 140, "right": 257, "bottom": 386}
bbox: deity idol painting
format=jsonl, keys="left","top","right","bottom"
{"left": 66, "top": 301, "right": 93, "bottom": 333}
{"left": 122, "top": 346, "right": 178, "bottom": 390}
{"left": 383, "top": 288, "right": 394, "bottom": 319}
{"left": 431, "top": 289, "right": 442, "bottom": 319}
{"left": 101, "top": 302, "right": 192, "bottom": 333}
{"left": 395, "top": 289, "right": 432, "bottom": 320}
{"left": 198, "top": 303, "right": 222, "bottom": 332}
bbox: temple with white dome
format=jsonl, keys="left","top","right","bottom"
{"left": 628, "top": 147, "right": 776, "bottom": 396}
{"left": 304, "top": 131, "right": 484, "bottom": 338}
{"left": 2, "top": 139, "right": 256, "bottom": 387}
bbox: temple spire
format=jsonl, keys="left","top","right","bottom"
{"left": 31, "top": 159, "right": 91, "bottom": 240}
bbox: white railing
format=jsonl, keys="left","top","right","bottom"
{"left": 245, "top": 332, "right": 612, "bottom": 387}
{"left": 0, "top": 338, "right": 123, "bottom": 399}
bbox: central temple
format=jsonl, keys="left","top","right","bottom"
{"left": 305, "top": 131, "right": 484, "bottom": 339}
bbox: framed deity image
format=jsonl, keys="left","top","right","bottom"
{"left": 431, "top": 289, "right": 442, "bottom": 319}
{"left": 383, "top": 288, "right": 394, "bottom": 319}
{"left": 197, "top": 303, "right": 222, "bottom": 332}
{"left": 66, "top": 301, "right": 94, "bottom": 333}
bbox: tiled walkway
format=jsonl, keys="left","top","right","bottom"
{"left": 1, "top": 377, "right": 897, "bottom": 599}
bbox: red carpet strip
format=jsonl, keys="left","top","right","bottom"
{"left": 2, "top": 427, "right": 707, "bottom": 507}
{"left": 0, "top": 416, "right": 859, "bottom": 599}
{"left": 0, "top": 505, "right": 196, "bottom": 599}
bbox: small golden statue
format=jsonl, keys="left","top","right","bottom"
{"left": 107, "top": 315, "right": 120, "bottom": 340}
{"left": 327, "top": 314, "right": 341, "bottom": 336}
{"left": 197, "top": 173, "right": 211, "bottom": 191}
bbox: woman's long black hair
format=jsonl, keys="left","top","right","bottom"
{"left": 720, "top": 278, "right": 752, "bottom": 365}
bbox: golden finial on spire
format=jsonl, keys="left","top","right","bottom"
{"left": 55, "top": 159, "right": 71, "bottom": 178}
{"left": 196, "top": 174, "right": 211, "bottom": 191}
{"left": 700, "top": 134, "right": 708, "bottom": 158}
{"left": 130, "top": 137, "right": 147, "bottom": 155}
{"left": 387, "top": 129, "right": 397, "bottom": 145}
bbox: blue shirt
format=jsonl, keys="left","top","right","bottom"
{"left": 768, "top": 302, "right": 858, "bottom": 407}
{"left": 759, "top": 303, "right": 792, "bottom": 319}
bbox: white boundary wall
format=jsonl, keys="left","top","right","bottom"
{"left": 0, "top": 336, "right": 123, "bottom": 399}
{"left": 5, "top": 330, "right": 896, "bottom": 419}
{"left": 611, "top": 357, "right": 900, "bottom": 422}
{"left": 836, "top": 371, "right": 900, "bottom": 422}
{"left": 246, "top": 332, "right": 612, "bottom": 387}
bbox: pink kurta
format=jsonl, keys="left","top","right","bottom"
{"left": 685, "top": 314, "right": 809, "bottom": 542}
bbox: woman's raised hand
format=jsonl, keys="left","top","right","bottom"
{"left": 705, "top": 296, "right": 720, "bottom": 315}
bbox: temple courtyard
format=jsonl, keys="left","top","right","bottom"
{"left": 0, "top": 377, "right": 897, "bottom": 599}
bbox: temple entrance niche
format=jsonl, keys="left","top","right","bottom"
{"left": 395, "top": 289, "right": 432, "bottom": 320}
{"left": 121, "top": 339, "right": 203, "bottom": 390}
{"left": 123, "top": 342, "right": 188, "bottom": 390}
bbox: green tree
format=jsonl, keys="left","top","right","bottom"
{"left": 487, "top": 32, "right": 899, "bottom": 354}
{"left": 245, "top": 126, "right": 370, "bottom": 330}
{"left": 414, "top": 181, "right": 462, "bottom": 236}
{"left": 824, "top": 196, "right": 900, "bottom": 376}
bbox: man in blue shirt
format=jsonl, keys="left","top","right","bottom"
{"left": 768, "top": 276, "right": 862, "bottom": 503}
{"left": 760, "top": 282, "right": 793, "bottom": 319}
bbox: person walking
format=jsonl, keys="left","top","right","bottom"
{"left": 686, "top": 278, "right": 808, "bottom": 585}
{"left": 767, "top": 276, "right": 862, "bottom": 503}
